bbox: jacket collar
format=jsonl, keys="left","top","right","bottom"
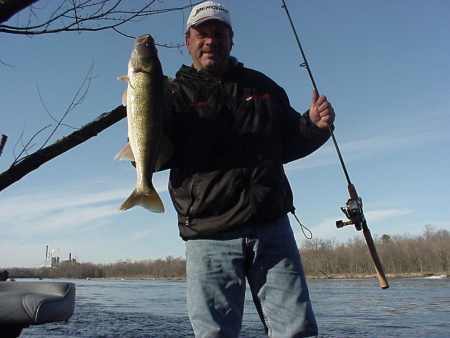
{"left": 176, "top": 56, "right": 243, "bottom": 82}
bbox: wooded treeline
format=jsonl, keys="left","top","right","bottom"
{"left": 8, "top": 256, "right": 186, "bottom": 279}
{"left": 301, "top": 226, "right": 450, "bottom": 277}
{"left": 5, "top": 227, "right": 449, "bottom": 279}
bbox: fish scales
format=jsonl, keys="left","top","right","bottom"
{"left": 118, "top": 34, "right": 165, "bottom": 213}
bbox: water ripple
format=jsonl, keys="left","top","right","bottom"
{"left": 22, "top": 278, "right": 450, "bottom": 338}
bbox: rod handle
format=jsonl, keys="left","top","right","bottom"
{"left": 362, "top": 225, "right": 389, "bottom": 289}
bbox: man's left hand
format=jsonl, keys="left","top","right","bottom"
{"left": 309, "top": 90, "right": 335, "bottom": 129}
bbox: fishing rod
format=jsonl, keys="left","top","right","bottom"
{"left": 280, "top": 0, "right": 389, "bottom": 289}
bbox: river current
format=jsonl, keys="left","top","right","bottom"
{"left": 22, "top": 277, "right": 450, "bottom": 338}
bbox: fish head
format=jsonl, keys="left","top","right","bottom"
{"left": 129, "top": 34, "right": 159, "bottom": 72}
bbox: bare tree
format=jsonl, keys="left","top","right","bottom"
{"left": 0, "top": 135, "right": 7, "bottom": 157}
{"left": 0, "top": 0, "right": 199, "bottom": 191}
{"left": 301, "top": 227, "right": 450, "bottom": 277}
{"left": 0, "top": 1, "right": 199, "bottom": 40}
{"left": 0, "top": 105, "right": 126, "bottom": 192}
{"left": 0, "top": 0, "right": 39, "bottom": 25}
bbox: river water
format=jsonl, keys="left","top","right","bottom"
{"left": 22, "top": 277, "right": 450, "bottom": 338}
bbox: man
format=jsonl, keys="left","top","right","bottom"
{"left": 164, "top": 1, "right": 335, "bottom": 337}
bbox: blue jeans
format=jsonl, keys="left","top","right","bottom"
{"left": 185, "top": 215, "right": 318, "bottom": 338}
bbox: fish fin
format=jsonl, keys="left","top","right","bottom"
{"left": 122, "top": 89, "right": 127, "bottom": 107}
{"left": 114, "top": 142, "right": 134, "bottom": 161}
{"left": 118, "top": 75, "right": 128, "bottom": 106}
{"left": 119, "top": 186, "right": 165, "bottom": 213}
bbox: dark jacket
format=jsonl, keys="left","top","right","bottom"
{"left": 165, "top": 59, "right": 330, "bottom": 239}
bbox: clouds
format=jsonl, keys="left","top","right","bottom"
{"left": 0, "top": 173, "right": 170, "bottom": 237}
{"left": 364, "top": 208, "right": 413, "bottom": 222}
{"left": 0, "top": 172, "right": 174, "bottom": 266}
{"left": 286, "top": 130, "right": 446, "bottom": 172}
{"left": 0, "top": 188, "right": 122, "bottom": 236}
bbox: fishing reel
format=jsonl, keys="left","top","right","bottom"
{"left": 336, "top": 196, "right": 366, "bottom": 231}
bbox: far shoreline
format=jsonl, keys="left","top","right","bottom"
{"left": 9, "top": 272, "right": 448, "bottom": 282}
{"left": 306, "top": 272, "right": 449, "bottom": 280}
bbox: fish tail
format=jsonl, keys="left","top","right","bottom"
{"left": 119, "top": 187, "right": 165, "bottom": 213}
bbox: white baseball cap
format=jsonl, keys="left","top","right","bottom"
{"left": 186, "top": 1, "right": 232, "bottom": 33}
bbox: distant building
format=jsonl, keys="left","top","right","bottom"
{"left": 51, "top": 256, "right": 60, "bottom": 268}
{"left": 43, "top": 245, "right": 77, "bottom": 268}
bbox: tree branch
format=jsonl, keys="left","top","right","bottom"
{"left": 0, "top": 1, "right": 202, "bottom": 37}
{"left": 0, "top": 0, "right": 40, "bottom": 25}
{"left": 0, "top": 105, "right": 126, "bottom": 192}
{"left": 0, "top": 134, "right": 7, "bottom": 157}
{"left": 11, "top": 124, "right": 52, "bottom": 166}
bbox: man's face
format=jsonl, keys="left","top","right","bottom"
{"left": 186, "top": 20, "right": 233, "bottom": 74}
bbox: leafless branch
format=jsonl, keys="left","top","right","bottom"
{"left": 39, "top": 63, "right": 94, "bottom": 149}
{"left": 72, "top": 0, "right": 80, "bottom": 31}
{"left": 0, "top": 135, "right": 7, "bottom": 157}
{"left": 0, "top": 57, "right": 15, "bottom": 67}
{"left": 111, "top": 26, "right": 185, "bottom": 49}
{"left": 0, "top": 0, "right": 199, "bottom": 189}
{"left": 36, "top": 85, "right": 78, "bottom": 130}
{"left": 0, "top": 105, "right": 126, "bottom": 192}
{"left": 10, "top": 64, "right": 93, "bottom": 166}
{"left": 12, "top": 127, "right": 26, "bottom": 161}
{"left": 0, "top": 0, "right": 201, "bottom": 42}
{"left": 0, "top": 0, "right": 40, "bottom": 25}
{"left": 11, "top": 124, "right": 52, "bottom": 166}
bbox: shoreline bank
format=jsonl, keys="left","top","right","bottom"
{"left": 10, "top": 272, "right": 448, "bottom": 282}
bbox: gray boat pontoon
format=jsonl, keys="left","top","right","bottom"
{"left": 0, "top": 280, "right": 75, "bottom": 337}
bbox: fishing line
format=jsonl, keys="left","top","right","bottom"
{"left": 280, "top": 0, "right": 352, "bottom": 187}
{"left": 281, "top": 0, "right": 390, "bottom": 289}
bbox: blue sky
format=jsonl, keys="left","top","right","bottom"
{"left": 1, "top": 1, "right": 449, "bottom": 267}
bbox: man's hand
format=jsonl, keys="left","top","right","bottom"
{"left": 309, "top": 90, "right": 335, "bottom": 129}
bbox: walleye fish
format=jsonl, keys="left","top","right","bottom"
{"left": 116, "top": 34, "right": 166, "bottom": 213}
